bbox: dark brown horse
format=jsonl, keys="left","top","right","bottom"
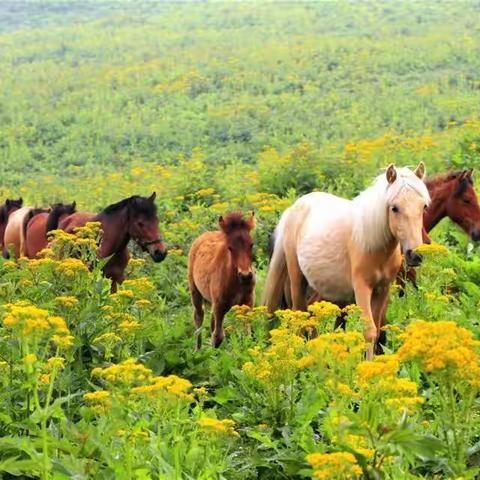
{"left": 24, "top": 202, "right": 77, "bottom": 258}
{"left": 188, "top": 212, "right": 256, "bottom": 349}
{"left": 0, "top": 198, "right": 23, "bottom": 253}
{"left": 50, "top": 193, "right": 167, "bottom": 289}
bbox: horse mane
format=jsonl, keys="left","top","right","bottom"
{"left": 102, "top": 195, "right": 157, "bottom": 219}
{"left": 0, "top": 198, "right": 23, "bottom": 223}
{"left": 46, "top": 203, "right": 77, "bottom": 233}
{"left": 352, "top": 167, "right": 430, "bottom": 252}
{"left": 219, "top": 212, "right": 252, "bottom": 235}
{"left": 0, "top": 205, "right": 7, "bottom": 223}
{"left": 426, "top": 170, "right": 474, "bottom": 198}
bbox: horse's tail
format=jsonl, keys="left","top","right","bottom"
{"left": 21, "top": 208, "right": 41, "bottom": 257}
{"left": 262, "top": 211, "right": 289, "bottom": 312}
{"left": 21, "top": 208, "right": 36, "bottom": 247}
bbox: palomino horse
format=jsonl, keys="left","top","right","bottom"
{"left": 24, "top": 202, "right": 77, "bottom": 258}
{"left": 263, "top": 163, "right": 429, "bottom": 356}
{"left": 3, "top": 206, "right": 49, "bottom": 258}
{"left": 188, "top": 212, "right": 256, "bottom": 349}
{"left": 0, "top": 198, "right": 23, "bottom": 252}
{"left": 51, "top": 193, "right": 167, "bottom": 289}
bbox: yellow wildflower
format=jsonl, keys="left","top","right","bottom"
{"left": 197, "top": 417, "right": 239, "bottom": 437}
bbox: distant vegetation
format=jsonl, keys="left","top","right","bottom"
{"left": 1, "top": 2, "right": 480, "bottom": 479}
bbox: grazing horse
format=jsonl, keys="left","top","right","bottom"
{"left": 3, "top": 206, "right": 49, "bottom": 258}
{"left": 24, "top": 202, "right": 77, "bottom": 258}
{"left": 262, "top": 163, "right": 429, "bottom": 356}
{"left": 51, "top": 193, "right": 167, "bottom": 289}
{"left": 0, "top": 198, "right": 23, "bottom": 252}
{"left": 188, "top": 212, "right": 256, "bottom": 349}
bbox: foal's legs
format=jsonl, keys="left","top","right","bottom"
{"left": 211, "top": 301, "right": 229, "bottom": 348}
{"left": 190, "top": 284, "right": 204, "bottom": 350}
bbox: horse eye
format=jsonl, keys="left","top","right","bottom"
{"left": 424, "top": 205, "right": 428, "bottom": 210}
{"left": 138, "top": 221, "right": 144, "bottom": 227}
{"left": 463, "top": 198, "right": 471, "bottom": 205}
{"left": 392, "top": 206, "right": 399, "bottom": 213}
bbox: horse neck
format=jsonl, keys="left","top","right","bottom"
{"left": 424, "top": 181, "right": 450, "bottom": 232}
{"left": 96, "top": 209, "right": 130, "bottom": 257}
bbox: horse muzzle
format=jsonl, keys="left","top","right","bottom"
{"left": 471, "top": 228, "right": 480, "bottom": 242}
{"left": 406, "top": 249, "right": 423, "bottom": 267}
{"left": 237, "top": 270, "right": 254, "bottom": 285}
{"left": 151, "top": 248, "right": 167, "bottom": 263}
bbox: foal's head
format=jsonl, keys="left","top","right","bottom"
{"left": 385, "top": 163, "right": 430, "bottom": 266}
{"left": 427, "top": 169, "right": 480, "bottom": 241}
{"left": 219, "top": 212, "right": 256, "bottom": 285}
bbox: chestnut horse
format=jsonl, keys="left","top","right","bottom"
{"left": 263, "top": 164, "right": 429, "bottom": 357}
{"left": 51, "top": 193, "right": 167, "bottom": 289}
{"left": 3, "top": 206, "right": 49, "bottom": 258}
{"left": 398, "top": 169, "right": 480, "bottom": 290}
{"left": 0, "top": 198, "right": 23, "bottom": 252}
{"left": 188, "top": 212, "right": 256, "bottom": 349}
{"left": 24, "top": 202, "right": 77, "bottom": 258}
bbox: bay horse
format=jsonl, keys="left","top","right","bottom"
{"left": 3, "top": 206, "right": 49, "bottom": 258}
{"left": 263, "top": 163, "right": 429, "bottom": 357}
{"left": 24, "top": 202, "right": 77, "bottom": 258}
{"left": 398, "top": 168, "right": 480, "bottom": 290}
{"left": 0, "top": 198, "right": 23, "bottom": 252}
{"left": 188, "top": 212, "right": 256, "bottom": 349}
{"left": 51, "top": 193, "right": 167, "bottom": 289}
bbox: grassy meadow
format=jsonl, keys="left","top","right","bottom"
{"left": 1, "top": 1, "right": 480, "bottom": 478}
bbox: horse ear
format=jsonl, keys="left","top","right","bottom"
{"left": 148, "top": 192, "right": 156, "bottom": 202}
{"left": 414, "top": 162, "right": 426, "bottom": 180}
{"left": 458, "top": 170, "right": 469, "bottom": 182}
{"left": 5, "top": 200, "right": 11, "bottom": 207}
{"left": 72, "top": 201, "right": 77, "bottom": 209}
{"left": 219, "top": 216, "right": 226, "bottom": 232}
{"left": 386, "top": 164, "right": 397, "bottom": 184}
{"left": 247, "top": 211, "right": 256, "bottom": 230}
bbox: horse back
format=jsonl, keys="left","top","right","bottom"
{"left": 59, "top": 212, "right": 96, "bottom": 233}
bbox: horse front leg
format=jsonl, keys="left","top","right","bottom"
{"left": 103, "top": 248, "right": 129, "bottom": 293}
{"left": 211, "top": 301, "right": 229, "bottom": 348}
{"left": 352, "top": 277, "right": 375, "bottom": 359}
{"left": 371, "top": 285, "right": 390, "bottom": 355}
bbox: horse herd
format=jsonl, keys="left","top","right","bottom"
{"left": 0, "top": 164, "right": 479, "bottom": 356}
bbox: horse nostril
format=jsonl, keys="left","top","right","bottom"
{"left": 238, "top": 271, "right": 253, "bottom": 283}
{"left": 152, "top": 249, "right": 167, "bottom": 263}
{"left": 406, "top": 250, "right": 423, "bottom": 267}
{"left": 471, "top": 230, "right": 480, "bottom": 242}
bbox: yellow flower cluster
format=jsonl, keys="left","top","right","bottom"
{"left": 231, "top": 305, "right": 269, "bottom": 333}
{"left": 308, "top": 301, "right": 342, "bottom": 320}
{"left": 398, "top": 320, "right": 480, "bottom": 387}
{"left": 356, "top": 355, "right": 424, "bottom": 412}
{"left": 55, "top": 296, "right": 79, "bottom": 308}
{"left": 122, "top": 277, "right": 155, "bottom": 297}
{"left": 197, "top": 417, "right": 239, "bottom": 437}
{"left": 242, "top": 328, "right": 305, "bottom": 386}
{"left": 3, "top": 303, "right": 73, "bottom": 347}
{"left": 84, "top": 390, "right": 111, "bottom": 402}
{"left": 92, "top": 359, "right": 152, "bottom": 386}
{"left": 131, "top": 374, "right": 194, "bottom": 401}
{"left": 414, "top": 242, "right": 449, "bottom": 256}
{"left": 306, "top": 452, "right": 362, "bottom": 479}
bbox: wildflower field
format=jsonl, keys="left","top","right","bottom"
{"left": 2, "top": 1, "right": 480, "bottom": 479}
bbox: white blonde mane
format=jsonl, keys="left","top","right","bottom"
{"left": 352, "top": 167, "right": 430, "bottom": 252}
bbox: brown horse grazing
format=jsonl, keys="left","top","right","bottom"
{"left": 188, "top": 212, "right": 256, "bottom": 349}
{"left": 52, "top": 193, "right": 167, "bottom": 289}
{"left": 24, "top": 202, "right": 77, "bottom": 258}
{"left": 0, "top": 198, "right": 23, "bottom": 253}
{"left": 3, "top": 206, "right": 50, "bottom": 258}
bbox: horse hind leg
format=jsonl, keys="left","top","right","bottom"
{"left": 190, "top": 284, "right": 204, "bottom": 351}
{"left": 284, "top": 241, "right": 307, "bottom": 311}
